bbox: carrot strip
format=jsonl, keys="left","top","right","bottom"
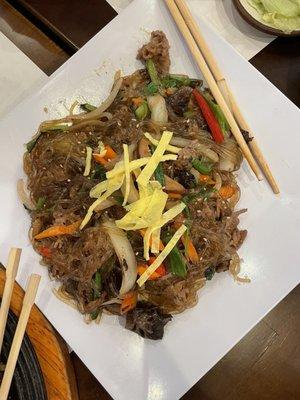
{"left": 93, "top": 153, "right": 108, "bottom": 165}
{"left": 219, "top": 185, "right": 235, "bottom": 199}
{"left": 34, "top": 221, "right": 81, "bottom": 240}
{"left": 121, "top": 291, "right": 137, "bottom": 314}
{"left": 104, "top": 145, "right": 117, "bottom": 160}
{"left": 199, "top": 174, "right": 215, "bottom": 184}
{"left": 132, "top": 97, "right": 144, "bottom": 107}
{"left": 137, "top": 259, "right": 166, "bottom": 281}
{"left": 182, "top": 233, "right": 199, "bottom": 263}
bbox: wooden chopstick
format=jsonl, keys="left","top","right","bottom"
{"left": 226, "top": 93, "right": 280, "bottom": 193}
{"left": 164, "top": 0, "right": 263, "bottom": 181}
{"left": 0, "top": 274, "right": 41, "bottom": 400}
{"left": 0, "top": 248, "right": 22, "bottom": 353}
{"left": 172, "top": 0, "right": 279, "bottom": 194}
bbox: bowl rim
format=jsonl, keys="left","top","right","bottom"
{"left": 233, "top": 0, "right": 300, "bottom": 37}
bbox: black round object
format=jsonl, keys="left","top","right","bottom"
{"left": 0, "top": 309, "right": 47, "bottom": 400}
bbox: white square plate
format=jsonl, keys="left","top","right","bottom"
{"left": 0, "top": 1, "right": 299, "bottom": 399}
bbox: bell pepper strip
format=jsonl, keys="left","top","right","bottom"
{"left": 192, "top": 89, "right": 224, "bottom": 144}
{"left": 192, "top": 159, "right": 213, "bottom": 175}
{"left": 203, "top": 93, "right": 230, "bottom": 135}
{"left": 120, "top": 291, "right": 137, "bottom": 314}
{"left": 219, "top": 185, "right": 235, "bottom": 199}
{"left": 38, "top": 246, "right": 52, "bottom": 258}
{"left": 34, "top": 220, "right": 81, "bottom": 240}
{"left": 182, "top": 233, "right": 199, "bottom": 263}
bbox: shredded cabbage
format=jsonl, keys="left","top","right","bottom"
{"left": 247, "top": 0, "right": 300, "bottom": 32}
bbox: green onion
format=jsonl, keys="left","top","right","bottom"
{"left": 90, "top": 270, "right": 102, "bottom": 320}
{"left": 80, "top": 103, "right": 97, "bottom": 112}
{"left": 146, "top": 59, "right": 161, "bottom": 86}
{"left": 150, "top": 145, "right": 165, "bottom": 186}
{"left": 93, "top": 271, "right": 102, "bottom": 298}
{"left": 182, "top": 187, "right": 214, "bottom": 205}
{"left": 36, "top": 197, "right": 46, "bottom": 211}
{"left": 182, "top": 187, "right": 214, "bottom": 221}
{"left": 160, "top": 74, "right": 201, "bottom": 89}
{"left": 183, "top": 111, "right": 195, "bottom": 118}
{"left": 26, "top": 124, "right": 69, "bottom": 152}
{"left": 189, "top": 79, "right": 202, "bottom": 88}
{"left": 154, "top": 164, "right": 165, "bottom": 186}
{"left": 91, "top": 164, "right": 106, "bottom": 181}
{"left": 146, "top": 82, "right": 158, "bottom": 95}
{"left": 26, "top": 138, "right": 39, "bottom": 153}
{"left": 203, "top": 93, "right": 230, "bottom": 135}
{"left": 113, "top": 194, "right": 124, "bottom": 205}
{"left": 135, "top": 101, "right": 149, "bottom": 120}
{"left": 162, "top": 74, "right": 190, "bottom": 88}
{"left": 163, "top": 232, "right": 187, "bottom": 278}
{"left": 40, "top": 124, "right": 70, "bottom": 133}
{"left": 204, "top": 267, "right": 215, "bottom": 281}
{"left": 168, "top": 246, "right": 187, "bottom": 278}
{"left": 192, "top": 158, "right": 213, "bottom": 175}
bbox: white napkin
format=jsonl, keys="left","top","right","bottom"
{"left": 107, "top": 0, "right": 275, "bottom": 60}
{"left": 0, "top": 32, "right": 46, "bottom": 119}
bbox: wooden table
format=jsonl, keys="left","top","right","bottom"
{"left": 1, "top": 1, "right": 299, "bottom": 399}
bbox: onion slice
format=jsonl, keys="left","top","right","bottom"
{"left": 102, "top": 220, "right": 137, "bottom": 296}
{"left": 147, "top": 94, "right": 168, "bottom": 124}
{"left": 73, "top": 71, "right": 123, "bottom": 121}
{"left": 94, "top": 198, "right": 116, "bottom": 212}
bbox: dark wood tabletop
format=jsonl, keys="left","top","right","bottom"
{"left": 0, "top": 1, "right": 299, "bottom": 399}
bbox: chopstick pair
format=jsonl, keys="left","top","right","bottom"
{"left": 0, "top": 248, "right": 41, "bottom": 400}
{"left": 164, "top": 0, "right": 279, "bottom": 194}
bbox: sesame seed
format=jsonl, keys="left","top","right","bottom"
{"left": 77, "top": 141, "right": 82, "bottom": 144}
{"left": 59, "top": 164, "right": 63, "bottom": 168}
{"left": 67, "top": 179, "right": 71, "bottom": 182}
{"left": 135, "top": 252, "right": 139, "bottom": 256}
